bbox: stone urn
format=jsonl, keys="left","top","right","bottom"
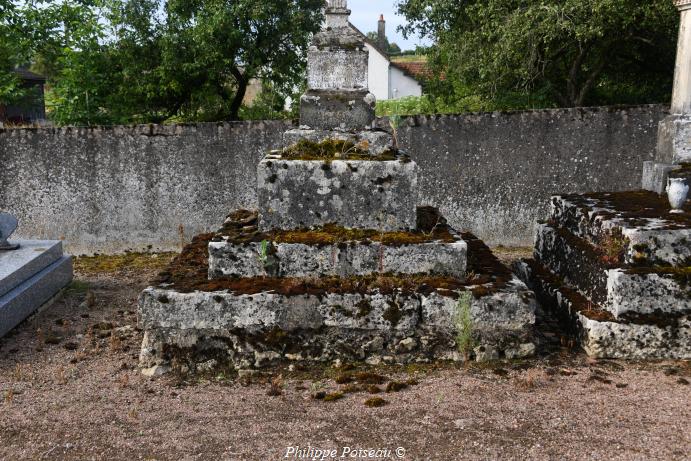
{"left": 667, "top": 177, "right": 689, "bottom": 214}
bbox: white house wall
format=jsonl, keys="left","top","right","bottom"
{"left": 389, "top": 66, "right": 422, "bottom": 99}
{"left": 365, "top": 42, "right": 390, "bottom": 101}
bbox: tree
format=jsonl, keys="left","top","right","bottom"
{"left": 397, "top": 0, "right": 679, "bottom": 108}
{"left": 6, "top": 0, "right": 323, "bottom": 125}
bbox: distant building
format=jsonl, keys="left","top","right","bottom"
{"left": 349, "top": 16, "right": 424, "bottom": 100}
{"left": 0, "top": 68, "right": 47, "bottom": 124}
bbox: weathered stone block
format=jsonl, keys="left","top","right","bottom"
{"left": 282, "top": 129, "right": 394, "bottom": 156}
{"left": 300, "top": 90, "right": 376, "bottom": 131}
{"left": 515, "top": 260, "right": 690, "bottom": 360}
{"left": 208, "top": 237, "right": 467, "bottom": 278}
{"left": 549, "top": 193, "right": 691, "bottom": 267}
{"left": 307, "top": 49, "right": 368, "bottom": 91}
{"left": 534, "top": 223, "right": 690, "bottom": 316}
{"left": 656, "top": 115, "right": 691, "bottom": 164}
{"left": 257, "top": 155, "right": 418, "bottom": 231}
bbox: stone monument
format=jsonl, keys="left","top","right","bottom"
{"left": 0, "top": 212, "right": 73, "bottom": 337}
{"left": 138, "top": 1, "right": 536, "bottom": 374}
{"left": 642, "top": 0, "right": 691, "bottom": 193}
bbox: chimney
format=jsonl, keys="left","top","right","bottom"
{"left": 378, "top": 14, "right": 386, "bottom": 51}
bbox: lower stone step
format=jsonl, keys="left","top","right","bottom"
{"left": 515, "top": 259, "right": 690, "bottom": 360}
{"left": 209, "top": 211, "right": 466, "bottom": 278}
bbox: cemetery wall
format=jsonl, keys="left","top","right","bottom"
{"left": 0, "top": 104, "right": 667, "bottom": 254}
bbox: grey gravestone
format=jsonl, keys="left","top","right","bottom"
{"left": 0, "top": 212, "right": 20, "bottom": 250}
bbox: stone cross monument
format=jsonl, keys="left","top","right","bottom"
{"left": 300, "top": 0, "right": 376, "bottom": 131}
{"left": 137, "top": 0, "right": 538, "bottom": 374}
{"left": 643, "top": 0, "right": 691, "bottom": 192}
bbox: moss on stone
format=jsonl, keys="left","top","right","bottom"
{"left": 280, "top": 139, "right": 396, "bottom": 161}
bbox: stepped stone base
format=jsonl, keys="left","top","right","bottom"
{"left": 516, "top": 260, "right": 690, "bottom": 360}
{"left": 534, "top": 223, "right": 689, "bottom": 314}
{"left": 1, "top": 241, "right": 73, "bottom": 337}
{"left": 521, "top": 190, "right": 690, "bottom": 359}
{"left": 139, "top": 227, "right": 536, "bottom": 373}
{"left": 257, "top": 154, "right": 418, "bottom": 231}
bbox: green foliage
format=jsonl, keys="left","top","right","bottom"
{"left": 5, "top": 0, "right": 323, "bottom": 125}
{"left": 238, "top": 82, "right": 292, "bottom": 121}
{"left": 454, "top": 291, "right": 475, "bottom": 357}
{"left": 398, "top": 0, "right": 679, "bottom": 109}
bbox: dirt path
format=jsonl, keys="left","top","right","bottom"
{"left": 0, "top": 252, "right": 688, "bottom": 461}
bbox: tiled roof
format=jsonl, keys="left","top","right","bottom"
{"left": 390, "top": 61, "right": 435, "bottom": 81}
{"left": 13, "top": 68, "right": 46, "bottom": 82}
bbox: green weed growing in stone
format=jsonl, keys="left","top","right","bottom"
{"left": 258, "top": 240, "right": 270, "bottom": 265}
{"left": 455, "top": 291, "right": 475, "bottom": 358}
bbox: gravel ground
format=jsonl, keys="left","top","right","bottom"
{"left": 0, "top": 251, "right": 688, "bottom": 461}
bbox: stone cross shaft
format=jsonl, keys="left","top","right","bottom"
{"left": 672, "top": 0, "right": 691, "bottom": 114}
{"left": 326, "top": 0, "right": 350, "bottom": 28}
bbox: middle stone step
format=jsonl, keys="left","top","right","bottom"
{"left": 209, "top": 210, "right": 467, "bottom": 279}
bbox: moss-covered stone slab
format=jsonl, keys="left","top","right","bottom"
{"left": 208, "top": 208, "right": 466, "bottom": 278}
{"left": 282, "top": 129, "right": 394, "bottom": 157}
{"left": 550, "top": 192, "right": 690, "bottom": 267}
{"left": 257, "top": 154, "right": 418, "bottom": 231}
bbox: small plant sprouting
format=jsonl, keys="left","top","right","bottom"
{"left": 599, "top": 229, "right": 627, "bottom": 265}
{"left": 258, "top": 240, "right": 270, "bottom": 265}
{"left": 259, "top": 240, "right": 269, "bottom": 267}
{"left": 455, "top": 292, "right": 475, "bottom": 359}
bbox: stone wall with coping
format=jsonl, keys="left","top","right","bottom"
{"left": 0, "top": 105, "right": 667, "bottom": 254}
{"left": 390, "top": 105, "right": 668, "bottom": 246}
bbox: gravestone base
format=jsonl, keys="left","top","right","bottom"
{"left": 0, "top": 241, "right": 73, "bottom": 337}
{"left": 516, "top": 191, "right": 690, "bottom": 359}
{"left": 138, "top": 211, "right": 536, "bottom": 373}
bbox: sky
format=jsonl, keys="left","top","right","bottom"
{"left": 346, "top": 0, "right": 432, "bottom": 50}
